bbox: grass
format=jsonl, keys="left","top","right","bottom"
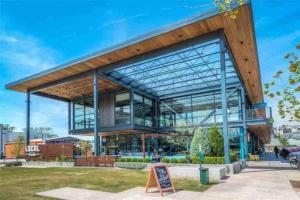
{"left": 0, "top": 167, "right": 211, "bottom": 200}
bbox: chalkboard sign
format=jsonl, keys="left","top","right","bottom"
{"left": 145, "top": 164, "right": 175, "bottom": 196}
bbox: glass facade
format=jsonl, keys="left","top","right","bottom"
{"left": 115, "top": 92, "right": 131, "bottom": 125}
{"left": 133, "top": 94, "right": 154, "bottom": 127}
{"left": 73, "top": 97, "right": 94, "bottom": 129}
{"left": 159, "top": 89, "right": 241, "bottom": 128}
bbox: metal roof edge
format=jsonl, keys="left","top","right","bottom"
{"left": 5, "top": 0, "right": 250, "bottom": 90}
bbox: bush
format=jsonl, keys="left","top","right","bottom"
{"left": 117, "top": 157, "right": 126, "bottom": 162}
{"left": 161, "top": 157, "right": 169, "bottom": 163}
{"left": 131, "top": 158, "right": 138, "bottom": 162}
{"left": 143, "top": 157, "right": 150, "bottom": 163}
{"left": 137, "top": 158, "right": 144, "bottom": 162}
{"left": 230, "top": 153, "right": 238, "bottom": 162}
{"left": 125, "top": 157, "right": 132, "bottom": 162}
{"left": 170, "top": 158, "right": 178, "bottom": 163}
{"left": 191, "top": 156, "right": 200, "bottom": 164}
{"left": 115, "top": 162, "right": 147, "bottom": 169}
{"left": 204, "top": 157, "right": 224, "bottom": 164}
{"left": 178, "top": 158, "right": 188, "bottom": 163}
{"left": 208, "top": 126, "right": 224, "bottom": 157}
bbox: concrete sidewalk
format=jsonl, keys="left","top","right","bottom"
{"left": 37, "top": 167, "right": 300, "bottom": 200}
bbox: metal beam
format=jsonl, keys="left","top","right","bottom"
{"left": 26, "top": 90, "right": 30, "bottom": 145}
{"left": 32, "top": 91, "right": 70, "bottom": 102}
{"left": 160, "top": 82, "right": 241, "bottom": 100}
{"left": 30, "top": 70, "right": 93, "bottom": 93}
{"left": 100, "top": 72, "right": 158, "bottom": 100}
{"left": 220, "top": 32, "right": 230, "bottom": 164}
{"left": 93, "top": 71, "right": 100, "bottom": 156}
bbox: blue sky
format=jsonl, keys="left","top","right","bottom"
{"left": 0, "top": 0, "right": 299, "bottom": 137}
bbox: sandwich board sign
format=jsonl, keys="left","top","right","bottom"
{"left": 145, "top": 164, "right": 175, "bottom": 196}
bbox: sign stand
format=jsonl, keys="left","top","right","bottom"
{"left": 145, "top": 164, "right": 175, "bottom": 196}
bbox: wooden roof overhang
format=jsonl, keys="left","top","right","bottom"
{"left": 6, "top": 2, "right": 263, "bottom": 104}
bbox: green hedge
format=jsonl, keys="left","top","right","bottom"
{"left": 115, "top": 162, "right": 148, "bottom": 169}
{"left": 117, "top": 157, "right": 150, "bottom": 163}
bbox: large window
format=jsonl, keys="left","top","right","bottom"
{"left": 159, "top": 89, "right": 242, "bottom": 128}
{"left": 134, "top": 94, "right": 154, "bottom": 127}
{"left": 73, "top": 97, "right": 94, "bottom": 129}
{"left": 115, "top": 92, "right": 131, "bottom": 125}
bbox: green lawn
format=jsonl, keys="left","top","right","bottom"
{"left": 0, "top": 167, "right": 211, "bottom": 200}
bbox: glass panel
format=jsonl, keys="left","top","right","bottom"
{"left": 134, "top": 94, "right": 154, "bottom": 127}
{"left": 73, "top": 96, "right": 94, "bottom": 130}
{"left": 115, "top": 92, "right": 131, "bottom": 125}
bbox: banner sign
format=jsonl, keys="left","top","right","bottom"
{"left": 25, "top": 145, "right": 40, "bottom": 156}
{"left": 146, "top": 164, "right": 175, "bottom": 196}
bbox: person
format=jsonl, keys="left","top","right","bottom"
{"left": 274, "top": 146, "right": 279, "bottom": 159}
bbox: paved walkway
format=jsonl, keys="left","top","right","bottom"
{"left": 37, "top": 166, "right": 300, "bottom": 200}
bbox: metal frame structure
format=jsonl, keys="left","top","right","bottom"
{"left": 21, "top": 29, "right": 271, "bottom": 161}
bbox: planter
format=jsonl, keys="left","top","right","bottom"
{"left": 114, "top": 162, "right": 148, "bottom": 169}
{"left": 22, "top": 161, "right": 75, "bottom": 167}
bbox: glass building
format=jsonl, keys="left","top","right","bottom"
{"left": 6, "top": 2, "right": 272, "bottom": 163}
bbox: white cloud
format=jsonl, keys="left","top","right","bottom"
{"left": 0, "top": 32, "right": 58, "bottom": 77}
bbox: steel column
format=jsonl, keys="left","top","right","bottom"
{"left": 26, "top": 90, "right": 31, "bottom": 145}
{"left": 130, "top": 89, "right": 134, "bottom": 126}
{"left": 220, "top": 32, "right": 230, "bottom": 164}
{"left": 93, "top": 71, "right": 100, "bottom": 156}
{"left": 241, "top": 87, "right": 248, "bottom": 157}
{"left": 239, "top": 127, "right": 245, "bottom": 159}
{"left": 0, "top": 125, "right": 3, "bottom": 158}
{"left": 68, "top": 101, "right": 71, "bottom": 134}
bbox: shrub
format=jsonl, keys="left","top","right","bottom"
{"left": 117, "top": 157, "right": 126, "bottom": 162}
{"left": 191, "top": 156, "right": 200, "bottom": 164}
{"left": 178, "top": 158, "right": 188, "bottom": 163}
{"left": 170, "top": 158, "right": 178, "bottom": 163}
{"left": 125, "top": 157, "right": 132, "bottom": 162}
{"left": 131, "top": 158, "right": 138, "bottom": 162}
{"left": 208, "top": 126, "right": 224, "bottom": 157}
{"left": 161, "top": 157, "right": 169, "bottom": 163}
{"left": 203, "top": 157, "right": 224, "bottom": 164}
{"left": 230, "top": 153, "right": 238, "bottom": 162}
{"left": 143, "top": 157, "right": 150, "bottom": 163}
{"left": 137, "top": 158, "right": 144, "bottom": 162}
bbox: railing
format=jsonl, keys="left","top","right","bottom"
{"left": 246, "top": 107, "right": 272, "bottom": 120}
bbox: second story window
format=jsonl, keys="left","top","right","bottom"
{"left": 115, "top": 92, "right": 131, "bottom": 125}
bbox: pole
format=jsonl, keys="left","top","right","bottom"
{"left": 241, "top": 87, "right": 248, "bottom": 158}
{"left": 26, "top": 90, "right": 31, "bottom": 145}
{"left": 68, "top": 101, "right": 71, "bottom": 134}
{"left": 93, "top": 71, "right": 100, "bottom": 156}
{"left": 220, "top": 32, "right": 230, "bottom": 164}
{"left": 0, "top": 124, "right": 3, "bottom": 159}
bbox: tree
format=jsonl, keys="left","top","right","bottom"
{"left": 79, "top": 140, "right": 92, "bottom": 158}
{"left": 13, "top": 135, "right": 24, "bottom": 161}
{"left": 190, "top": 127, "right": 210, "bottom": 157}
{"left": 23, "top": 127, "right": 58, "bottom": 140}
{"left": 214, "top": 0, "right": 245, "bottom": 19}
{"left": 208, "top": 126, "right": 224, "bottom": 156}
{"left": 277, "top": 134, "right": 289, "bottom": 147}
{"left": 264, "top": 44, "right": 300, "bottom": 122}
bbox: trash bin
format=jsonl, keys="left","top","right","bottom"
{"left": 199, "top": 167, "right": 209, "bottom": 185}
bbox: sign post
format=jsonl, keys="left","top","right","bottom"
{"left": 146, "top": 164, "right": 175, "bottom": 196}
